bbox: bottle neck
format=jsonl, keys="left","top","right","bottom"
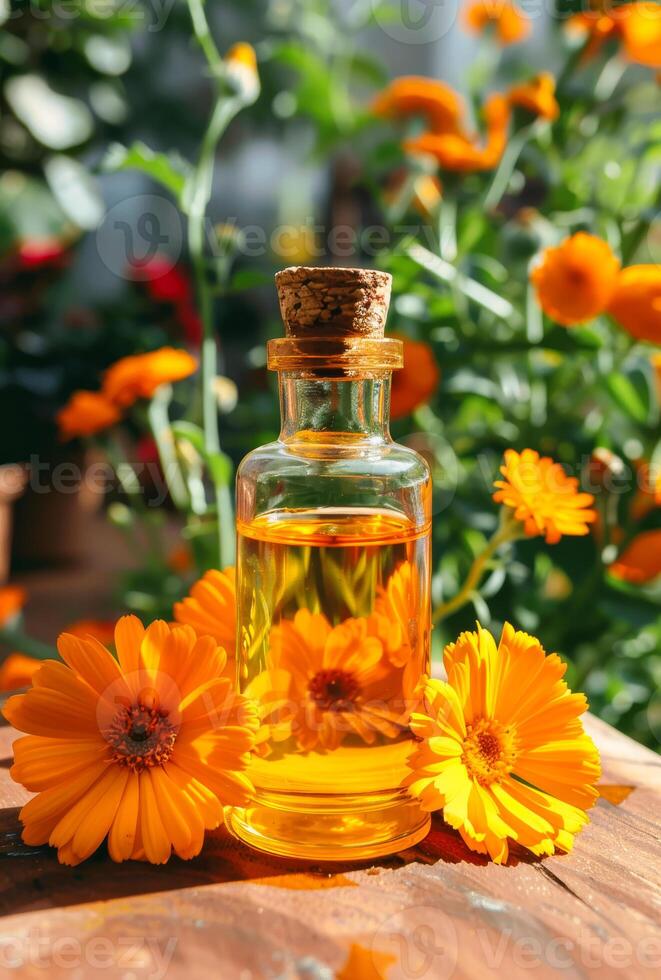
{"left": 278, "top": 374, "right": 391, "bottom": 444}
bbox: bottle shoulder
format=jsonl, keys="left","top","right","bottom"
{"left": 237, "top": 438, "right": 431, "bottom": 483}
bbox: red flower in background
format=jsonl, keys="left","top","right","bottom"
{"left": 17, "top": 239, "right": 70, "bottom": 270}
{"left": 129, "top": 255, "right": 203, "bottom": 347}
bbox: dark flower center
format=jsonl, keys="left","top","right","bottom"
{"left": 105, "top": 702, "right": 177, "bottom": 772}
{"left": 308, "top": 669, "right": 360, "bottom": 712}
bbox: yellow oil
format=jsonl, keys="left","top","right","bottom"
{"left": 227, "top": 508, "right": 431, "bottom": 860}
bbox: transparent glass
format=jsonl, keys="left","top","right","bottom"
{"left": 227, "top": 372, "right": 432, "bottom": 860}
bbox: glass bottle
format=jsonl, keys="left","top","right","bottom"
{"left": 227, "top": 266, "right": 432, "bottom": 860}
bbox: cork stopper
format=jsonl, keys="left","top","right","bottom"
{"left": 275, "top": 266, "right": 392, "bottom": 338}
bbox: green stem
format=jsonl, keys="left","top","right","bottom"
{"left": 405, "top": 241, "right": 520, "bottom": 325}
{"left": 147, "top": 385, "right": 190, "bottom": 512}
{"left": 432, "top": 515, "right": 522, "bottom": 625}
{"left": 621, "top": 185, "right": 661, "bottom": 265}
{"left": 104, "top": 434, "right": 164, "bottom": 560}
{"left": 483, "top": 124, "right": 535, "bottom": 212}
{"left": 185, "top": 0, "right": 259, "bottom": 568}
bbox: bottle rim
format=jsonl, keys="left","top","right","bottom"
{"left": 267, "top": 336, "right": 403, "bottom": 375}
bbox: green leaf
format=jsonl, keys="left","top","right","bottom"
{"left": 102, "top": 142, "right": 191, "bottom": 202}
{"left": 208, "top": 451, "right": 233, "bottom": 487}
{"left": 604, "top": 372, "right": 649, "bottom": 424}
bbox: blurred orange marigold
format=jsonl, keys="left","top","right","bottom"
{"left": 0, "top": 653, "right": 41, "bottom": 691}
{"left": 463, "top": 0, "right": 531, "bottom": 45}
{"left": 57, "top": 391, "right": 121, "bottom": 441}
{"left": 507, "top": 73, "right": 560, "bottom": 121}
{"left": 609, "top": 530, "right": 661, "bottom": 583}
{"left": 103, "top": 347, "right": 197, "bottom": 408}
{"left": 405, "top": 93, "right": 511, "bottom": 173}
{"left": 607, "top": 265, "right": 661, "bottom": 344}
{"left": 0, "top": 585, "right": 26, "bottom": 628}
{"left": 530, "top": 232, "right": 621, "bottom": 326}
{"left": 390, "top": 335, "right": 440, "bottom": 419}
{"left": 569, "top": 3, "right": 661, "bottom": 68}
{"left": 493, "top": 448, "right": 597, "bottom": 544}
{"left": 372, "top": 76, "right": 464, "bottom": 134}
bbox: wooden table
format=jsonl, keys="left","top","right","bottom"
{"left": 0, "top": 713, "right": 659, "bottom": 980}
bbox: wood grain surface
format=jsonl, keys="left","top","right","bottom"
{"left": 0, "top": 712, "right": 659, "bottom": 980}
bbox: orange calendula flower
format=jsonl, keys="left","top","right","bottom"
{"left": 57, "top": 390, "right": 121, "bottom": 441}
{"left": 493, "top": 448, "right": 597, "bottom": 544}
{"left": 173, "top": 567, "right": 235, "bottom": 671}
{"left": 607, "top": 265, "right": 661, "bottom": 344}
{"left": 102, "top": 347, "right": 197, "bottom": 408}
{"left": 65, "top": 619, "right": 116, "bottom": 647}
{"left": 0, "top": 585, "right": 26, "bottom": 627}
{"left": 405, "top": 93, "right": 511, "bottom": 172}
{"left": 463, "top": 0, "right": 531, "bottom": 45}
{"left": 4, "top": 617, "right": 258, "bottom": 865}
{"left": 609, "top": 530, "right": 661, "bottom": 583}
{"left": 0, "top": 653, "right": 41, "bottom": 692}
{"left": 507, "top": 73, "right": 560, "bottom": 121}
{"left": 372, "top": 76, "right": 464, "bottom": 135}
{"left": 405, "top": 623, "right": 601, "bottom": 864}
{"left": 389, "top": 335, "right": 440, "bottom": 419}
{"left": 266, "top": 610, "right": 404, "bottom": 751}
{"left": 530, "top": 232, "right": 621, "bottom": 326}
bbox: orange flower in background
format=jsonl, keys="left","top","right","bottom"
{"left": 607, "top": 265, "right": 661, "bottom": 344}
{"left": 567, "top": 10, "right": 620, "bottom": 61}
{"left": 507, "top": 73, "right": 560, "bottom": 121}
{"left": 618, "top": 2, "right": 661, "bottom": 68}
{"left": 0, "top": 585, "right": 26, "bottom": 627}
{"left": 0, "top": 654, "right": 41, "bottom": 692}
{"left": 225, "top": 42, "right": 260, "bottom": 101}
{"left": 57, "top": 391, "right": 121, "bottom": 441}
{"left": 65, "top": 619, "right": 116, "bottom": 647}
{"left": 4, "top": 617, "right": 258, "bottom": 865}
{"left": 102, "top": 347, "right": 197, "bottom": 408}
{"left": 173, "top": 567, "right": 236, "bottom": 656}
{"left": 405, "top": 623, "right": 600, "bottom": 863}
{"left": 530, "top": 232, "right": 621, "bottom": 326}
{"left": 389, "top": 335, "right": 440, "bottom": 419}
{"left": 405, "top": 93, "right": 511, "bottom": 173}
{"left": 630, "top": 459, "right": 661, "bottom": 521}
{"left": 372, "top": 76, "right": 464, "bottom": 135}
{"left": 463, "top": 0, "right": 531, "bottom": 45}
{"left": 609, "top": 530, "right": 661, "bottom": 583}
{"left": 267, "top": 610, "right": 403, "bottom": 751}
{"left": 167, "top": 543, "right": 194, "bottom": 575}
{"left": 493, "top": 448, "right": 597, "bottom": 544}
{"left": 568, "top": 3, "right": 661, "bottom": 67}
{"left": 384, "top": 171, "right": 443, "bottom": 220}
